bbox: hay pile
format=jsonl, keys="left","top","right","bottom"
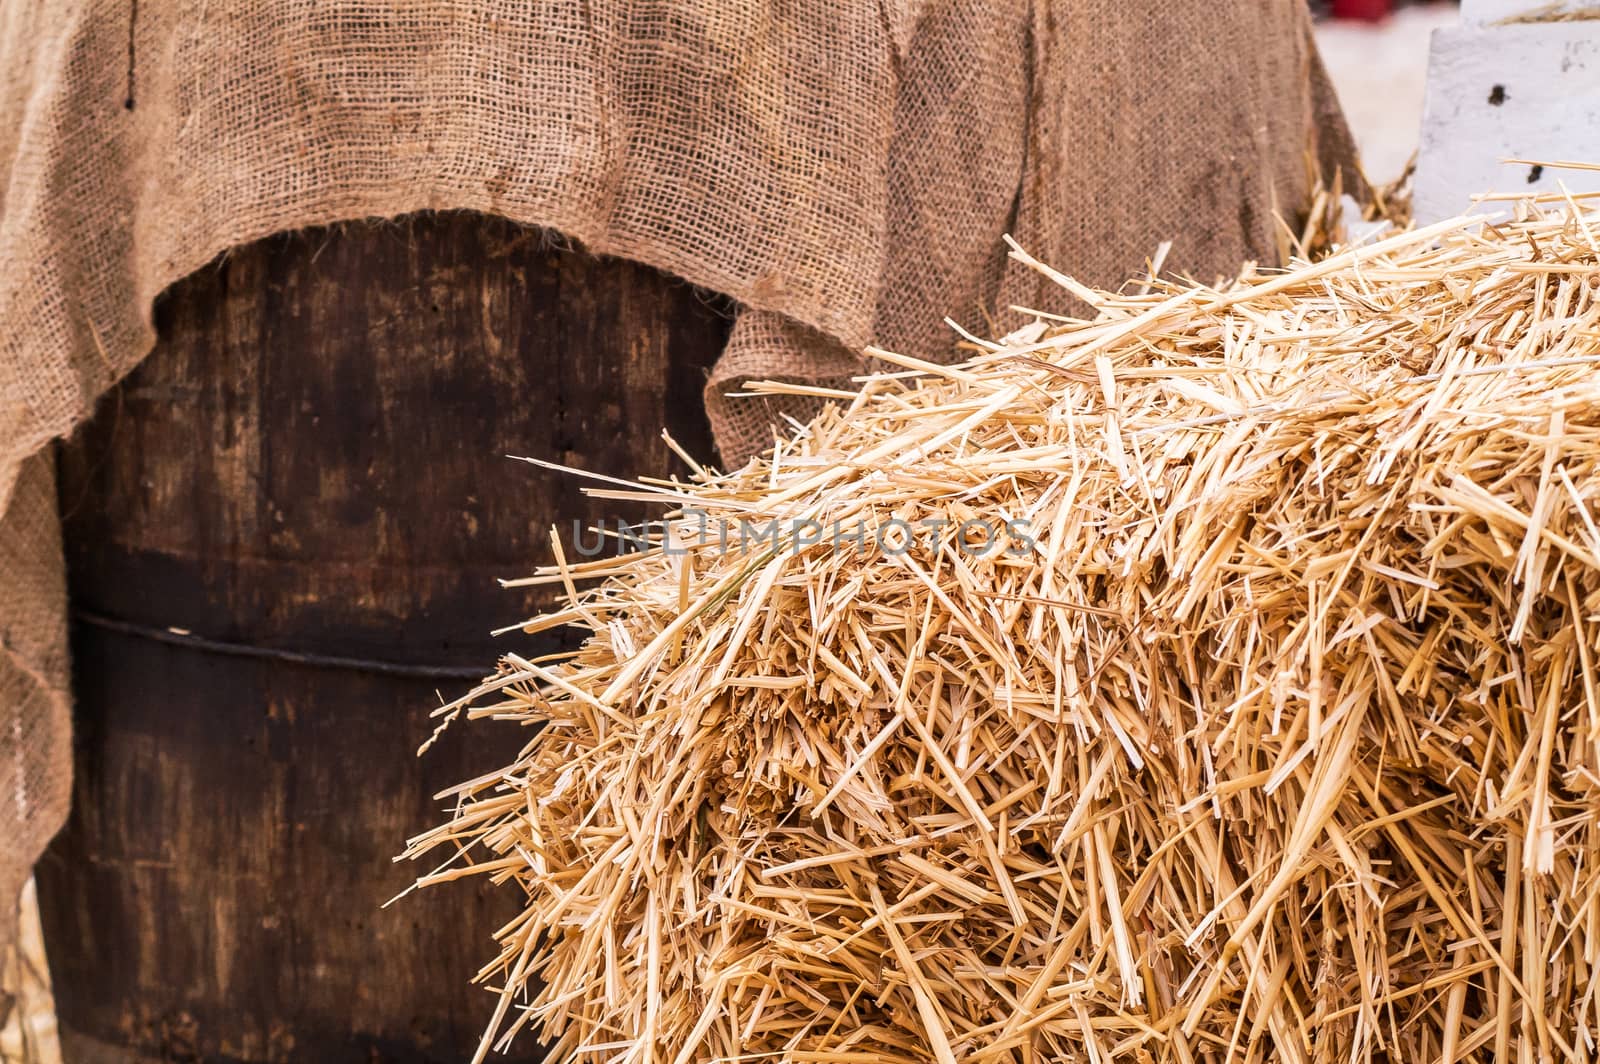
{"left": 406, "top": 190, "right": 1600, "bottom": 1063}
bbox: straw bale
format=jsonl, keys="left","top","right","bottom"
{"left": 407, "top": 181, "right": 1600, "bottom": 1063}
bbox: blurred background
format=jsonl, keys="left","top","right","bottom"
{"left": 1314, "top": 0, "right": 1460, "bottom": 185}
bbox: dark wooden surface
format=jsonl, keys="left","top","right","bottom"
{"left": 39, "top": 212, "right": 731, "bottom": 1063}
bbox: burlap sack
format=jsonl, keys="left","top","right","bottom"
{"left": 0, "top": 0, "right": 1360, "bottom": 945}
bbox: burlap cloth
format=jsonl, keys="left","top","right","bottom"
{"left": 0, "top": 0, "right": 1360, "bottom": 944}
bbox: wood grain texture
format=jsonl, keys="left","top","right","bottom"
{"left": 39, "top": 212, "right": 731, "bottom": 1063}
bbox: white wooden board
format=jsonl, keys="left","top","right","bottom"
{"left": 1413, "top": 19, "right": 1600, "bottom": 223}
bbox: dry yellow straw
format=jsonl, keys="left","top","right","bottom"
{"left": 405, "top": 192, "right": 1600, "bottom": 1064}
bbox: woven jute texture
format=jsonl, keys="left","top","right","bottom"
{"left": 0, "top": 0, "right": 1359, "bottom": 944}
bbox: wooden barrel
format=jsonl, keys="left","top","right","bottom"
{"left": 38, "top": 213, "right": 731, "bottom": 1063}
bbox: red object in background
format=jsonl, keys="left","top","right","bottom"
{"left": 1331, "top": 0, "right": 1393, "bottom": 19}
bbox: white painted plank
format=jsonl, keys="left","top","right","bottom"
{"left": 1413, "top": 21, "right": 1600, "bottom": 223}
